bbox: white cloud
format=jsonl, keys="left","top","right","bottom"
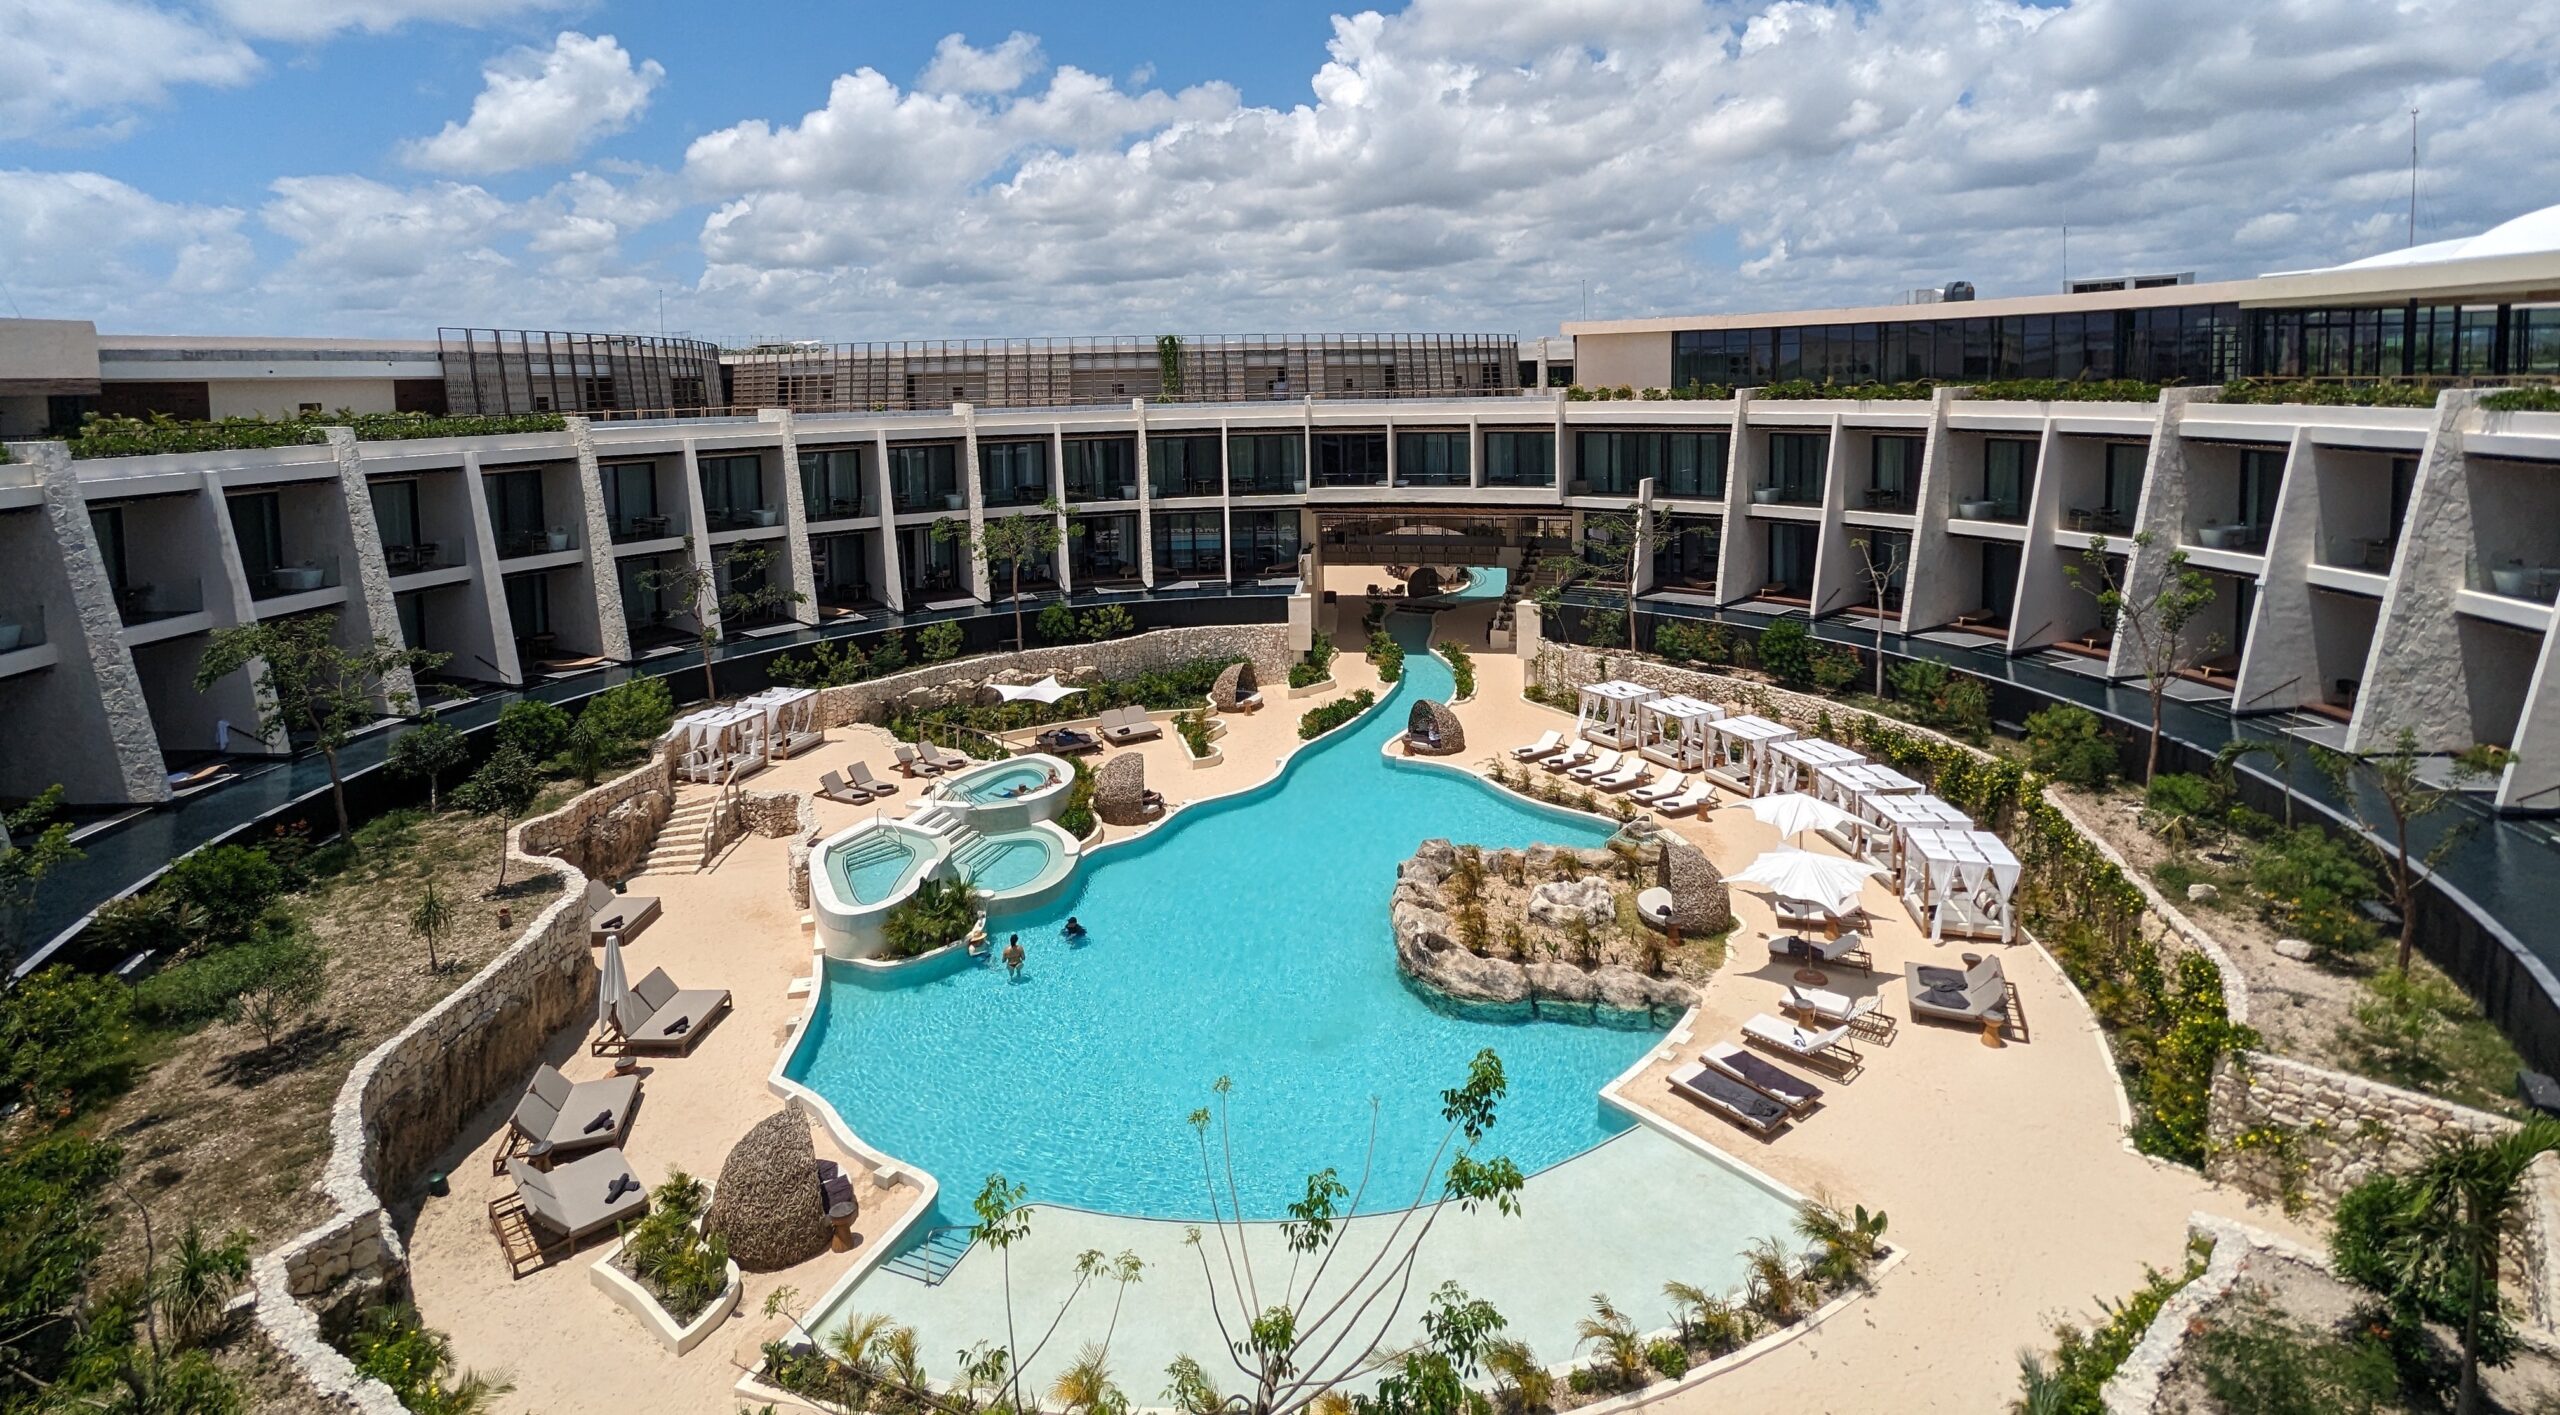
{"left": 0, "top": 170, "right": 251, "bottom": 318}
{"left": 404, "top": 31, "right": 663, "bottom": 174}
{"left": 918, "top": 31, "right": 1045, "bottom": 95}
{"left": 203, "top": 0, "right": 578, "bottom": 42}
{"left": 0, "top": 0, "right": 260, "bottom": 142}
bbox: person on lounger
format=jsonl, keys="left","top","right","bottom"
{"left": 1003, "top": 936, "right": 1025, "bottom": 978}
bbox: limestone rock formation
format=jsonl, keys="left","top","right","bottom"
{"left": 1210, "top": 661, "right": 1260, "bottom": 713}
{"left": 1389, "top": 838, "right": 1695, "bottom": 1013}
{"left": 1404, "top": 699, "right": 1464, "bottom": 756}
{"left": 1093, "top": 752, "right": 1152, "bottom": 827}
{"left": 702, "top": 1110, "right": 831, "bottom": 1272}
{"left": 1526, "top": 877, "right": 1616, "bottom": 930}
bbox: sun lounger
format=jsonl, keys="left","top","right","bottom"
{"left": 1036, "top": 727, "right": 1101, "bottom": 755}
{"left": 1630, "top": 771, "right": 1686, "bottom": 804}
{"left": 586, "top": 879, "right": 660, "bottom": 947}
{"left": 1655, "top": 781, "right": 1718, "bottom": 815}
{"left": 1702, "top": 1040, "right": 1825, "bottom": 1116}
{"left": 893, "top": 744, "right": 941, "bottom": 777}
{"left": 773, "top": 728, "right": 824, "bottom": 759}
{"left": 1667, "top": 1060, "right": 1789, "bottom": 1135}
{"left": 1742, "top": 1013, "right": 1862, "bottom": 1075}
{"left": 925, "top": 741, "right": 973, "bottom": 771}
{"left": 1566, "top": 747, "right": 1623, "bottom": 781}
{"left": 1588, "top": 756, "right": 1647, "bottom": 791}
{"left": 1513, "top": 730, "right": 1564, "bottom": 761}
{"left": 491, "top": 1149, "right": 649, "bottom": 1277}
{"left": 818, "top": 770, "right": 875, "bottom": 806}
{"left": 1101, "top": 706, "right": 1163, "bottom": 745}
{"left": 1906, "top": 957, "right": 2012, "bottom": 1027}
{"left": 596, "top": 967, "right": 733, "bottom": 1055}
{"left": 1782, "top": 984, "right": 1893, "bottom": 1039}
{"left": 847, "top": 762, "right": 897, "bottom": 797}
{"left": 498, "top": 1064, "right": 640, "bottom": 1170}
{"left": 1542, "top": 739, "right": 1598, "bottom": 772}
{"left": 1768, "top": 930, "right": 1873, "bottom": 974}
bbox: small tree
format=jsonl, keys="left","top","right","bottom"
{"left": 638, "top": 537, "right": 805, "bottom": 702}
{"left": 193, "top": 614, "right": 447, "bottom": 843}
{"left": 386, "top": 718, "right": 468, "bottom": 811}
{"left": 224, "top": 934, "right": 327, "bottom": 1049}
{"left": 1850, "top": 532, "right": 1909, "bottom": 697}
{"left": 453, "top": 744, "right": 542, "bottom": 891}
{"left": 967, "top": 1174, "right": 1145, "bottom": 1414}
{"left": 0, "top": 785, "right": 82, "bottom": 969}
{"left": 1170, "top": 1050, "right": 1525, "bottom": 1415}
{"left": 2314, "top": 728, "right": 2478, "bottom": 975}
{"left": 1535, "top": 504, "right": 1670, "bottom": 652}
{"left": 2068, "top": 533, "right": 2217, "bottom": 782}
{"left": 410, "top": 881, "right": 456, "bottom": 974}
{"left": 935, "top": 497, "right": 1080, "bottom": 649}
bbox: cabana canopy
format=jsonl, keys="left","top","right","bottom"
{"left": 1900, "top": 825, "right": 2021, "bottom": 942}
{"left": 1812, "top": 761, "right": 1925, "bottom": 814}
{"left": 1635, "top": 693, "right": 1725, "bottom": 769}
{"left": 1860, "top": 792, "right": 1973, "bottom": 874}
{"left": 1575, "top": 680, "right": 1660, "bottom": 749}
{"left": 667, "top": 705, "right": 767, "bottom": 784}
{"left": 1759, "top": 737, "right": 1864, "bottom": 798}
{"left": 740, "top": 686, "right": 820, "bottom": 760}
{"left": 1701, "top": 714, "right": 1798, "bottom": 794}
{"left": 995, "top": 675, "right": 1082, "bottom": 704}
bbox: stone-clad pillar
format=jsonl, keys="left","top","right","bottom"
{"left": 565, "top": 416, "right": 633, "bottom": 661}
{"left": 21, "top": 441, "right": 168, "bottom": 804}
{"left": 321, "top": 429, "right": 416, "bottom": 709}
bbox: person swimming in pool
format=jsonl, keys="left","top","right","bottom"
{"left": 1063, "top": 916, "right": 1087, "bottom": 939}
{"left": 1003, "top": 935, "right": 1025, "bottom": 977}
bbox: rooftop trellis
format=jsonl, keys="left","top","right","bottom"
{"left": 439, "top": 328, "right": 724, "bottom": 417}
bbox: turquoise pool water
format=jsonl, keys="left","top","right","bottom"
{"left": 831, "top": 829, "right": 928, "bottom": 906}
{"left": 953, "top": 830, "right": 1057, "bottom": 894}
{"left": 950, "top": 761, "right": 1052, "bottom": 803}
{"left": 789, "top": 614, "right": 1652, "bottom": 1221}
{"left": 1448, "top": 564, "right": 1508, "bottom": 601}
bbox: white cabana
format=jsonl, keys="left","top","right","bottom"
{"left": 1728, "top": 847, "right": 1887, "bottom": 917}
{"left": 1575, "top": 680, "right": 1660, "bottom": 749}
{"left": 995, "top": 675, "right": 1084, "bottom": 705}
{"left": 667, "top": 704, "right": 766, "bottom": 784}
{"left": 1861, "top": 792, "right": 1973, "bottom": 876}
{"left": 1701, "top": 714, "right": 1798, "bottom": 794}
{"left": 1900, "top": 825, "right": 2022, "bottom": 942}
{"left": 1635, "top": 694, "right": 1725, "bottom": 769}
{"left": 1813, "top": 761, "right": 1925, "bottom": 814}
{"left": 741, "top": 685, "right": 821, "bottom": 760}
{"left": 1759, "top": 737, "right": 1865, "bottom": 797}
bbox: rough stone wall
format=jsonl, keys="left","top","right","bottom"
{"left": 2205, "top": 1049, "right": 2520, "bottom": 1212}
{"left": 517, "top": 748, "right": 676, "bottom": 881}
{"left": 811, "top": 625, "right": 1291, "bottom": 725}
{"left": 249, "top": 766, "right": 661, "bottom": 1412}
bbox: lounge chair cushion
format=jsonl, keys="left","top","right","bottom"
{"left": 622, "top": 968, "right": 733, "bottom": 1050}
{"left": 1668, "top": 1062, "right": 1787, "bottom": 1133}
{"left": 510, "top": 1149, "right": 647, "bottom": 1240}
{"left": 515, "top": 1066, "right": 639, "bottom": 1151}
{"left": 1703, "top": 1041, "right": 1824, "bottom": 1112}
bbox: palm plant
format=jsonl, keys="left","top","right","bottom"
{"left": 1483, "top": 1336, "right": 1552, "bottom": 1413}
{"left": 1573, "top": 1293, "right": 1647, "bottom": 1389}
{"left": 828, "top": 1310, "right": 897, "bottom": 1387}
{"left": 159, "top": 1221, "right": 252, "bottom": 1347}
{"left": 1049, "top": 1342, "right": 1120, "bottom": 1415}
{"left": 2382, "top": 1118, "right": 2560, "bottom": 1412}
{"left": 1743, "top": 1237, "right": 1812, "bottom": 1326}
{"left": 1794, "top": 1196, "right": 1889, "bottom": 1291}
{"left": 409, "top": 881, "right": 455, "bottom": 974}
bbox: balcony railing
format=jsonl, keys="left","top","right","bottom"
{"left": 804, "top": 481, "right": 866, "bottom": 520}
{"left": 116, "top": 576, "right": 203, "bottom": 624}
{"left": 1952, "top": 495, "right": 2026, "bottom": 523}
{"left": 2187, "top": 522, "right": 2268, "bottom": 553}
{"left": 705, "top": 505, "right": 784, "bottom": 531}
{"left": 0, "top": 603, "right": 44, "bottom": 654}
{"left": 383, "top": 541, "right": 462, "bottom": 574}
{"left": 250, "top": 556, "right": 342, "bottom": 599}
{"left": 2473, "top": 554, "right": 2560, "bottom": 605}
{"left": 1751, "top": 482, "right": 1824, "bottom": 507}
{"left": 1230, "top": 470, "right": 1304, "bottom": 495}
{"left": 498, "top": 524, "right": 578, "bottom": 557}
{"left": 1858, "top": 485, "right": 1917, "bottom": 513}
{"left": 610, "top": 513, "right": 678, "bottom": 544}
{"left": 2062, "top": 505, "right": 2133, "bottom": 535}
{"left": 2319, "top": 535, "right": 2398, "bottom": 573}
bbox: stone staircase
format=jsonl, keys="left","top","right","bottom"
{"left": 635, "top": 794, "right": 720, "bottom": 876}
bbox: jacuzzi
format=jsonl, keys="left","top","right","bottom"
{"left": 928, "top": 752, "right": 1074, "bottom": 833}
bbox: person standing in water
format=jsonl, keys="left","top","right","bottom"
{"left": 1002, "top": 935, "right": 1025, "bottom": 978}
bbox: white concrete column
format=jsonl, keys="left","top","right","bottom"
{"left": 2230, "top": 426, "right": 2322, "bottom": 713}
{"left": 2004, "top": 421, "right": 2068, "bottom": 653}
{"left": 2104, "top": 388, "right": 2215, "bottom": 678}
{"left": 676, "top": 440, "right": 718, "bottom": 637}
{"left": 2349, "top": 389, "right": 2488, "bottom": 753}
{"left": 1897, "top": 388, "right": 1966, "bottom": 632}
{"left": 1631, "top": 479, "right": 1658, "bottom": 596}
{"left": 871, "top": 428, "right": 904, "bottom": 613}
{"left": 1807, "top": 414, "right": 1859, "bottom": 618}
{"left": 1132, "top": 398, "right": 1155, "bottom": 588}
{"left": 455, "top": 448, "right": 525, "bottom": 685}
{"left": 1719, "top": 392, "right": 1769, "bottom": 605}
{"left": 769, "top": 410, "right": 820, "bottom": 626}
{"left": 566, "top": 416, "right": 633, "bottom": 661}
{"left": 321, "top": 429, "right": 416, "bottom": 709}
{"left": 16, "top": 442, "right": 167, "bottom": 803}
{"left": 1051, "top": 424, "right": 1073, "bottom": 594}
{"left": 1467, "top": 414, "right": 1485, "bottom": 490}
{"left": 959, "top": 403, "right": 990, "bottom": 601}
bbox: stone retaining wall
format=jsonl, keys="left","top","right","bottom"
{"left": 517, "top": 747, "right": 677, "bottom": 881}
{"left": 2205, "top": 1049, "right": 2520, "bottom": 1211}
{"left": 811, "top": 625, "right": 1291, "bottom": 724}
{"left": 249, "top": 759, "right": 675, "bottom": 1411}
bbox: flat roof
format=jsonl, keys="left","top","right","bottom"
{"left": 1567, "top": 248, "right": 2560, "bottom": 337}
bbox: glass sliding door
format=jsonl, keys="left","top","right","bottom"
{"left": 1765, "top": 432, "right": 1826, "bottom": 504}
{"left": 1868, "top": 435, "right": 1919, "bottom": 511}
{"left": 699, "top": 454, "right": 767, "bottom": 530}
{"left": 1150, "top": 512, "right": 1225, "bottom": 579}
{"left": 1394, "top": 431, "right": 1468, "bottom": 486}
{"left": 1483, "top": 430, "right": 1553, "bottom": 487}
{"left": 602, "top": 463, "right": 661, "bottom": 541}
{"left": 1982, "top": 440, "right": 2036, "bottom": 521}
{"left": 799, "top": 448, "right": 865, "bottom": 520}
{"left": 980, "top": 440, "right": 1051, "bottom": 506}
{"left": 2102, "top": 443, "right": 2145, "bottom": 527}
{"left": 1766, "top": 522, "right": 1815, "bottom": 596}
{"left": 1146, "top": 434, "right": 1221, "bottom": 498}
{"left": 1229, "top": 434, "right": 1303, "bottom": 494}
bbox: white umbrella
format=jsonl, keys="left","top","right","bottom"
{"left": 598, "top": 931, "right": 632, "bottom": 1035}
{"left": 1728, "top": 847, "right": 1886, "bottom": 916}
{"left": 994, "top": 675, "right": 1083, "bottom": 705}
{"left": 1747, "top": 792, "right": 1857, "bottom": 844}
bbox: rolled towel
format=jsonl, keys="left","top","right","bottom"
{"left": 665, "top": 1015, "right": 691, "bottom": 1035}
{"left": 605, "top": 1173, "right": 638, "bottom": 1202}
{"left": 583, "top": 1108, "right": 615, "bottom": 1135}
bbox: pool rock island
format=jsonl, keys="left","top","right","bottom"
{"left": 1390, "top": 835, "right": 1718, "bottom": 1014}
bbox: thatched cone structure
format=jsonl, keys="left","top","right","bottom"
{"left": 1405, "top": 566, "right": 1444, "bottom": 598}
{"left": 1405, "top": 699, "right": 1465, "bottom": 756}
{"left": 702, "top": 1109, "right": 830, "bottom": 1272}
{"left": 1658, "top": 837, "right": 1734, "bottom": 934}
{"left": 1210, "top": 661, "right": 1260, "bottom": 713}
{"left": 1094, "top": 752, "right": 1152, "bottom": 826}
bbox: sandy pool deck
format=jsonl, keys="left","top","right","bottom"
{"left": 402, "top": 589, "right": 2302, "bottom": 1413}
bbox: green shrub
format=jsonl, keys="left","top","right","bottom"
{"left": 1885, "top": 660, "right": 1990, "bottom": 740}
{"left": 2219, "top": 378, "right": 2444, "bottom": 408}
{"left": 2482, "top": 388, "right": 2560, "bottom": 413}
{"left": 1809, "top": 645, "right": 1862, "bottom": 695}
{"left": 1441, "top": 641, "right": 1476, "bottom": 699}
{"left": 881, "top": 878, "right": 979, "bottom": 959}
{"left": 1175, "top": 709, "right": 1214, "bottom": 758}
{"left": 345, "top": 1304, "right": 513, "bottom": 1415}
{"left": 162, "top": 845, "right": 284, "bottom": 944}
{"left": 917, "top": 620, "right": 964, "bottom": 663}
{"left": 2183, "top": 1285, "right": 2399, "bottom": 1415}
{"left": 1035, "top": 601, "right": 1079, "bottom": 644}
{"left": 576, "top": 676, "right": 673, "bottom": 762}
{"left": 2024, "top": 705, "right": 2120, "bottom": 790}
{"left": 1654, "top": 619, "right": 1736, "bottom": 666}
{"left": 868, "top": 630, "right": 908, "bottom": 672}
{"left": 2247, "top": 826, "right": 2379, "bottom": 955}
{"left": 1057, "top": 760, "right": 1098, "bottom": 839}
{"left": 2019, "top": 1239, "right": 2213, "bottom": 1415}
{"left": 1643, "top": 1338, "right": 1688, "bottom": 1379}
{"left": 1756, "top": 618, "right": 1813, "bottom": 685}
{"left": 2141, "top": 772, "right": 2220, "bottom": 848}
{"left": 1966, "top": 377, "right": 2168, "bottom": 402}
{"left": 1299, "top": 689, "right": 1376, "bottom": 740}
{"left": 67, "top": 410, "right": 566, "bottom": 459}
{"left": 766, "top": 639, "right": 870, "bottom": 688}
{"left": 133, "top": 931, "right": 321, "bottom": 1030}
{"left": 1366, "top": 630, "right": 1405, "bottom": 683}
{"left": 1079, "top": 604, "right": 1136, "bottom": 641}
{"left": 494, "top": 699, "right": 572, "bottom": 762}
{"left": 0, "top": 967, "right": 137, "bottom": 1119}
{"left": 885, "top": 657, "right": 1238, "bottom": 745}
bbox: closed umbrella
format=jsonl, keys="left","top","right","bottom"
{"left": 994, "top": 675, "right": 1083, "bottom": 705}
{"left": 1728, "top": 847, "right": 1886, "bottom": 917}
{"left": 1747, "top": 791, "right": 1857, "bottom": 844}
{"left": 598, "top": 932, "right": 633, "bottom": 1038}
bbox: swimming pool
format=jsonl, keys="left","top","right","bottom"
{"left": 828, "top": 827, "right": 931, "bottom": 906}
{"left": 950, "top": 829, "right": 1059, "bottom": 894}
{"left": 947, "top": 761, "right": 1054, "bottom": 803}
{"left": 788, "top": 614, "right": 1655, "bottom": 1221}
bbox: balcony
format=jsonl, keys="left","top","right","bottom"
{"left": 0, "top": 603, "right": 44, "bottom": 654}
{"left": 1858, "top": 484, "right": 1917, "bottom": 513}
{"left": 250, "top": 556, "right": 342, "bottom": 600}
{"left": 383, "top": 541, "right": 462, "bottom": 575}
{"left": 609, "top": 512, "right": 679, "bottom": 545}
{"left": 116, "top": 576, "right": 204, "bottom": 625}
{"left": 2473, "top": 556, "right": 2560, "bottom": 606}
{"left": 2189, "top": 522, "right": 2268, "bottom": 553}
{"left": 1953, "top": 493, "right": 2027, "bottom": 524}
{"left": 497, "top": 523, "right": 578, "bottom": 558}
{"left": 2318, "top": 534, "right": 2399, "bottom": 574}
{"left": 704, "top": 505, "right": 784, "bottom": 532}
{"left": 1751, "top": 481, "right": 1823, "bottom": 507}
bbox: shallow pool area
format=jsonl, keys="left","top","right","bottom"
{"left": 787, "top": 614, "right": 1667, "bottom": 1224}
{"left": 949, "top": 829, "right": 1059, "bottom": 894}
{"left": 827, "top": 826, "right": 932, "bottom": 906}
{"left": 947, "top": 760, "right": 1054, "bottom": 803}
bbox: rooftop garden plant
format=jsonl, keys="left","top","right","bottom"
{"left": 2217, "top": 378, "right": 2444, "bottom": 408}
{"left": 1367, "top": 628, "right": 1405, "bottom": 683}
{"left": 1288, "top": 630, "right": 1337, "bottom": 689}
{"left": 2480, "top": 387, "right": 2560, "bottom": 413}
{"left": 1966, "top": 377, "right": 2169, "bottom": 402}
{"left": 67, "top": 409, "right": 567, "bottom": 458}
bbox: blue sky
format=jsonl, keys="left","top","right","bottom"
{"left": 4, "top": 0, "right": 2556, "bottom": 340}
